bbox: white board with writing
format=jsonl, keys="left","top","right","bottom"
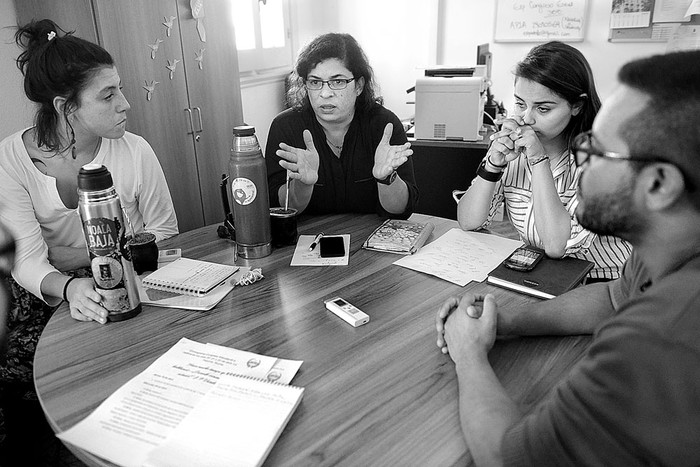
{"left": 494, "top": 0, "right": 588, "bottom": 42}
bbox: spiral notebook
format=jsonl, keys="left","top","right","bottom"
{"left": 141, "top": 257, "right": 239, "bottom": 297}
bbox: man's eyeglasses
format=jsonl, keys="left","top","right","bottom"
{"left": 305, "top": 78, "right": 355, "bottom": 91}
{"left": 572, "top": 130, "right": 669, "bottom": 167}
{"left": 572, "top": 130, "right": 695, "bottom": 191}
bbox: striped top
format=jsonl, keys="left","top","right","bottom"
{"left": 477, "top": 152, "right": 632, "bottom": 280}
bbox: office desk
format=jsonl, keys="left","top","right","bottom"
{"left": 34, "top": 213, "right": 590, "bottom": 466}
{"left": 410, "top": 136, "right": 491, "bottom": 220}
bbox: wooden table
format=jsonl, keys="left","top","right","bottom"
{"left": 33, "top": 213, "right": 591, "bottom": 466}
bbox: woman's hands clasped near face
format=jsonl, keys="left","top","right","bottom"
{"left": 487, "top": 117, "right": 547, "bottom": 167}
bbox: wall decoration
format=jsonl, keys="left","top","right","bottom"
{"left": 162, "top": 16, "right": 176, "bottom": 37}
{"left": 609, "top": 0, "right": 696, "bottom": 42}
{"left": 195, "top": 48, "right": 206, "bottom": 70}
{"left": 147, "top": 38, "right": 163, "bottom": 59}
{"left": 166, "top": 59, "right": 181, "bottom": 80}
{"left": 190, "top": 0, "right": 206, "bottom": 42}
{"left": 143, "top": 80, "right": 159, "bottom": 101}
{"left": 494, "top": 0, "right": 588, "bottom": 42}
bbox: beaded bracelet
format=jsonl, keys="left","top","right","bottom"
{"left": 529, "top": 155, "right": 549, "bottom": 167}
{"left": 62, "top": 276, "right": 77, "bottom": 302}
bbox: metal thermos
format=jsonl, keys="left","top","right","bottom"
{"left": 77, "top": 164, "right": 141, "bottom": 321}
{"left": 229, "top": 125, "right": 272, "bottom": 258}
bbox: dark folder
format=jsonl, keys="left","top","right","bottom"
{"left": 487, "top": 255, "right": 594, "bottom": 299}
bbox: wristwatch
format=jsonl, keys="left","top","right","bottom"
{"left": 376, "top": 170, "right": 398, "bottom": 185}
{"left": 476, "top": 159, "right": 504, "bottom": 182}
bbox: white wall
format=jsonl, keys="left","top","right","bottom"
{"left": 334, "top": 0, "right": 439, "bottom": 120}
{"left": 283, "top": 0, "right": 669, "bottom": 123}
{"left": 248, "top": 0, "right": 439, "bottom": 129}
{"left": 0, "top": 0, "right": 675, "bottom": 148}
{"left": 0, "top": 1, "right": 35, "bottom": 140}
{"left": 437, "top": 0, "right": 668, "bottom": 113}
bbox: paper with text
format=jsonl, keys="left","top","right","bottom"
{"left": 290, "top": 234, "right": 350, "bottom": 266}
{"left": 57, "top": 338, "right": 300, "bottom": 467}
{"left": 206, "top": 343, "right": 302, "bottom": 384}
{"left": 143, "top": 375, "right": 304, "bottom": 467}
{"left": 394, "top": 229, "right": 523, "bottom": 286}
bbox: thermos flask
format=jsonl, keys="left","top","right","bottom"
{"left": 228, "top": 125, "right": 272, "bottom": 258}
{"left": 77, "top": 164, "right": 141, "bottom": 321}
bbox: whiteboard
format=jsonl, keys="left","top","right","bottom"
{"left": 494, "top": 0, "right": 588, "bottom": 42}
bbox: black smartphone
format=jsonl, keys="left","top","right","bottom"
{"left": 319, "top": 236, "right": 345, "bottom": 258}
{"left": 503, "top": 246, "right": 544, "bottom": 272}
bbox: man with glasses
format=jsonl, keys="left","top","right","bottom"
{"left": 265, "top": 33, "right": 418, "bottom": 218}
{"left": 436, "top": 50, "right": 700, "bottom": 465}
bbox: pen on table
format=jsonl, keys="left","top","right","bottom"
{"left": 309, "top": 232, "right": 324, "bottom": 251}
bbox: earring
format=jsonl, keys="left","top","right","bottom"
{"left": 66, "top": 118, "right": 77, "bottom": 159}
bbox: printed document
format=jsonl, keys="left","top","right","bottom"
{"left": 57, "top": 338, "right": 302, "bottom": 467}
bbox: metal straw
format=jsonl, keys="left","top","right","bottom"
{"left": 284, "top": 171, "right": 290, "bottom": 211}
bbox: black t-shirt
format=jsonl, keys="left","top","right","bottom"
{"left": 265, "top": 103, "right": 418, "bottom": 218}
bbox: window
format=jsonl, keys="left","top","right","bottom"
{"left": 232, "top": 0, "right": 292, "bottom": 73}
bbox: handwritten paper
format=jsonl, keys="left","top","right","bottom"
{"left": 290, "top": 234, "right": 350, "bottom": 266}
{"left": 57, "top": 338, "right": 302, "bottom": 467}
{"left": 495, "top": 0, "right": 587, "bottom": 42}
{"left": 394, "top": 229, "right": 522, "bottom": 286}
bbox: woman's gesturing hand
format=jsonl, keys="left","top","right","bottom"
{"left": 372, "top": 123, "right": 412, "bottom": 180}
{"left": 277, "top": 129, "right": 320, "bottom": 186}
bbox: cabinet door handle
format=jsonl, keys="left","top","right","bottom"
{"left": 185, "top": 109, "right": 194, "bottom": 135}
{"left": 184, "top": 108, "right": 195, "bottom": 135}
{"left": 193, "top": 107, "right": 204, "bottom": 133}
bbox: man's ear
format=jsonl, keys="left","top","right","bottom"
{"left": 642, "top": 163, "right": 686, "bottom": 210}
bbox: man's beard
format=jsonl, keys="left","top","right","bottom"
{"left": 575, "top": 179, "right": 641, "bottom": 238}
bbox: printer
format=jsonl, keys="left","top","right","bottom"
{"left": 414, "top": 65, "right": 488, "bottom": 141}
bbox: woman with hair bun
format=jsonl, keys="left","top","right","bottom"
{"left": 0, "top": 19, "right": 177, "bottom": 463}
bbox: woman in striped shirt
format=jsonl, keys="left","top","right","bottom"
{"left": 457, "top": 42, "right": 631, "bottom": 280}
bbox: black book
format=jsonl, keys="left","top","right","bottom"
{"left": 487, "top": 254, "right": 594, "bottom": 299}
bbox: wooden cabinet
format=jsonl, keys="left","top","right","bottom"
{"left": 410, "top": 138, "right": 489, "bottom": 220}
{"left": 16, "top": 0, "right": 244, "bottom": 232}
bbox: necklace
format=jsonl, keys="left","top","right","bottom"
{"left": 326, "top": 138, "right": 343, "bottom": 152}
{"left": 70, "top": 137, "right": 101, "bottom": 161}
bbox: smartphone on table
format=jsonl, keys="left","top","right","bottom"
{"left": 503, "top": 245, "right": 544, "bottom": 271}
{"left": 319, "top": 236, "right": 345, "bottom": 258}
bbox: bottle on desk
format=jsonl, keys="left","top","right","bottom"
{"left": 77, "top": 164, "right": 141, "bottom": 321}
{"left": 228, "top": 125, "right": 272, "bottom": 259}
